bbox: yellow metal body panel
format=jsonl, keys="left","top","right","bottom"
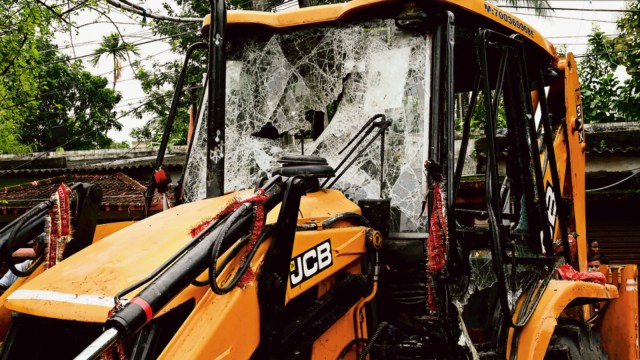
{"left": 203, "top": 0, "right": 555, "bottom": 57}
{"left": 92, "top": 221, "right": 135, "bottom": 242}
{"left": 157, "top": 239, "right": 270, "bottom": 360}
{"left": 4, "top": 189, "right": 359, "bottom": 324}
{"left": 4, "top": 191, "right": 250, "bottom": 322}
{"left": 558, "top": 54, "right": 588, "bottom": 272}
{"left": 286, "top": 227, "right": 366, "bottom": 303}
{"left": 157, "top": 191, "right": 367, "bottom": 359}
{"left": 598, "top": 265, "right": 640, "bottom": 360}
{"left": 506, "top": 280, "right": 618, "bottom": 360}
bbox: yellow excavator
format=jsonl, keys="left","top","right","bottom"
{"left": 0, "top": 0, "right": 637, "bottom": 359}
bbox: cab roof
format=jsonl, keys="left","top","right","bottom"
{"left": 202, "top": 0, "right": 556, "bottom": 58}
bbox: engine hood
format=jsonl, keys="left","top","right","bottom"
{"left": 4, "top": 189, "right": 359, "bottom": 323}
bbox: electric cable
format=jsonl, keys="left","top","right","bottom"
{"left": 586, "top": 168, "right": 640, "bottom": 192}
{"left": 499, "top": 5, "right": 640, "bottom": 13}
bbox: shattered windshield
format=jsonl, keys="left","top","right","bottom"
{"left": 183, "top": 18, "right": 432, "bottom": 232}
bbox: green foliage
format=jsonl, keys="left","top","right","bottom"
{"left": 110, "top": 141, "right": 130, "bottom": 149}
{"left": 20, "top": 41, "right": 123, "bottom": 151}
{"left": 0, "top": 0, "right": 124, "bottom": 153}
{"left": 579, "top": 2, "right": 640, "bottom": 123}
{"left": 130, "top": 0, "right": 210, "bottom": 145}
{"left": 0, "top": 0, "right": 54, "bottom": 153}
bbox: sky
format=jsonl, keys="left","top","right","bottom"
{"left": 54, "top": 0, "right": 631, "bottom": 144}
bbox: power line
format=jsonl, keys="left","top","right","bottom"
{"left": 104, "top": 0, "right": 203, "bottom": 23}
{"left": 546, "top": 33, "right": 619, "bottom": 38}
{"left": 574, "top": 46, "right": 640, "bottom": 58}
{"left": 39, "top": 31, "right": 193, "bottom": 67}
{"left": 500, "top": 5, "right": 640, "bottom": 12}
{"left": 40, "top": 23, "right": 193, "bottom": 54}
{"left": 512, "top": 12, "right": 619, "bottom": 23}
{"left": 0, "top": 46, "right": 178, "bottom": 112}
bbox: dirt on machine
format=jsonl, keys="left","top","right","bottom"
{"left": 0, "top": 0, "right": 637, "bottom": 359}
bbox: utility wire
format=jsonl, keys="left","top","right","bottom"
{"left": 500, "top": 5, "right": 640, "bottom": 12}
{"left": 586, "top": 168, "right": 640, "bottom": 192}
{"left": 0, "top": 31, "right": 191, "bottom": 112}
{"left": 547, "top": 34, "right": 619, "bottom": 38}
{"left": 574, "top": 46, "right": 640, "bottom": 58}
{"left": 512, "top": 12, "right": 619, "bottom": 23}
{"left": 39, "top": 32, "right": 193, "bottom": 69}
{"left": 0, "top": 45, "right": 177, "bottom": 112}
{"left": 104, "top": 0, "right": 203, "bottom": 23}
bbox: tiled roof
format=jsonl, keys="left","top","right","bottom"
{"left": 0, "top": 173, "right": 165, "bottom": 214}
{"left": 0, "top": 146, "right": 186, "bottom": 175}
{"left": 585, "top": 122, "right": 640, "bottom": 155}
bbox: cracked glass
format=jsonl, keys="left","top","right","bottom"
{"left": 183, "top": 19, "right": 432, "bottom": 232}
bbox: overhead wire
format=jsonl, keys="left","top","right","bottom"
{"left": 499, "top": 5, "right": 640, "bottom": 13}
{"left": 0, "top": 29, "right": 194, "bottom": 112}
{"left": 512, "top": 12, "right": 619, "bottom": 23}
{"left": 586, "top": 168, "right": 640, "bottom": 192}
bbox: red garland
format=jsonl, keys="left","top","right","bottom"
{"left": 557, "top": 264, "right": 606, "bottom": 285}
{"left": 44, "top": 183, "right": 72, "bottom": 270}
{"left": 189, "top": 190, "right": 269, "bottom": 288}
{"left": 427, "top": 183, "right": 448, "bottom": 273}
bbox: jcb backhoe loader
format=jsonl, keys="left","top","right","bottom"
{"left": 0, "top": 0, "right": 638, "bottom": 359}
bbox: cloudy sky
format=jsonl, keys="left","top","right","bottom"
{"left": 54, "top": 0, "right": 630, "bottom": 143}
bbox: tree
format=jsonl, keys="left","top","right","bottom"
{"left": 90, "top": 33, "right": 140, "bottom": 90}
{"left": 0, "top": 0, "right": 127, "bottom": 153}
{"left": 579, "top": 26, "right": 624, "bottom": 123}
{"left": 20, "top": 41, "right": 123, "bottom": 151}
{"left": 579, "top": 1, "right": 640, "bottom": 123}
{"left": 0, "top": 1, "right": 55, "bottom": 153}
{"left": 130, "top": 0, "right": 210, "bottom": 145}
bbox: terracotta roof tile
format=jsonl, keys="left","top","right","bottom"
{"left": 0, "top": 173, "right": 166, "bottom": 212}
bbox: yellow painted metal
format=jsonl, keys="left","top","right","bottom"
{"left": 4, "top": 189, "right": 360, "bottom": 324}
{"left": 286, "top": 227, "right": 366, "bottom": 303}
{"left": 506, "top": 279, "right": 618, "bottom": 360}
{"left": 558, "top": 54, "right": 588, "bottom": 272}
{"left": 157, "top": 240, "right": 270, "bottom": 359}
{"left": 92, "top": 221, "right": 135, "bottom": 242}
{"left": 157, "top": 191, "right": 368, "bottom": 358}
{"left": 598, "top": 265, "right": 640, "bottom": 360}
{"left": 202, "top": 0, "right": 555, "bottom": 57}
{"left": 4, "top": 191, "right": 249, "bottom": 322}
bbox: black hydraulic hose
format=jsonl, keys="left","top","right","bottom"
{"left": 2, "top": 202, "right": 50, "bottom": 274}
{"left": 192, "top": 232, "right": 248, "bottom": 287}
{"left": 323, "top": 212, "right": 371, "bottom": 229}
{"left": 2, "top": 182, "right": 82, "bottom": 277}
{"left": 336, "top": 338, "right": 368, "bottom": 360}
{"left": 297, "top": 212, "right": 371, "bottom": 231}
{"left": 116, "top": 171, "right": 283, "bottom": 300}
{"left": 207, "top": 204, "right": 251, "bottom": 295}
{"left": 104, "top": 178, "right": 284, "bottom": 342}
{"left": 114, "top": 213, "right": 228, "bottom": 302}
{"left": 208, "top": 224, "right": 274, "bottom": 294}
{"left": 356, "top": 321, "right": 389, "bottom": 360}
